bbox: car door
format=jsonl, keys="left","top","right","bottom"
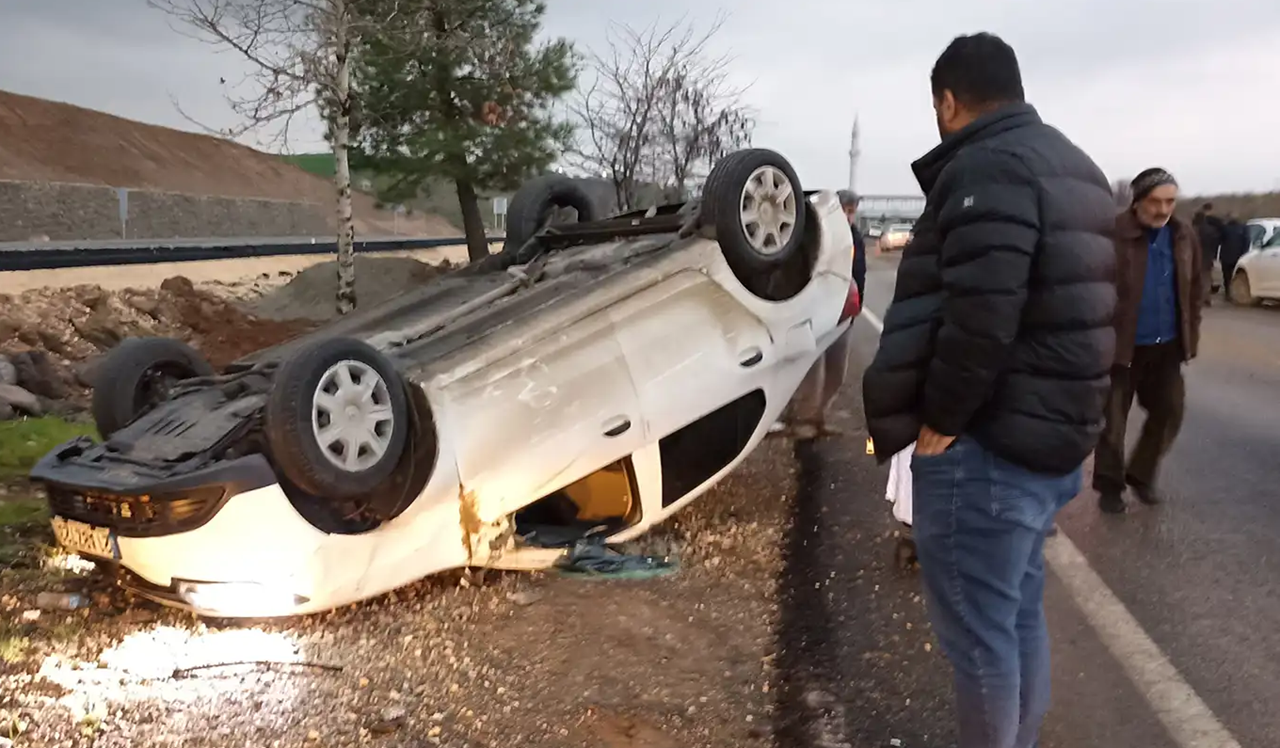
{"left": 607, "top": 265, "right": 783, "bottom": 518}
{"left": 611, "top": 267, "right": 776, "bottom": 432}
{"left": 444, "top": 308, "right": 646, "bottom": 525}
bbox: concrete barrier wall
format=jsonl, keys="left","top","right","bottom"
{"left": 0, "top": 179, "right": 332, "bottom": 242}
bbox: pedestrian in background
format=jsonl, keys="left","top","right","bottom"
{"left": 1219, "top": 213, "right": 1251, "bottom": 301}
{"left": 843, "top": 189, "right": 867, "bottom": 305}
{"left": 1192, "top": 202, "right": 1224, "bottom": 306}
{"left": 772, "top": 189, "right": 865, "bottom": 440}
{"left": 1094, "top": 168, "right": 1203, "bottom": 514}
{"left": 862, "top": 32, "right": 1115, "bottom": 748}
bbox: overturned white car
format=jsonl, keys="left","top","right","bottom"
{"left": 31, "top": 149, "right": 857, "bottom": 618}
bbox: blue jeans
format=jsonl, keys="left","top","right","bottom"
{"left": 911, "top": 435, "right": 1081, "bottom": 748}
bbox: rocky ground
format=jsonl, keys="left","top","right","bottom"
{"left": 0, "top": 275, "right": 317, "bottom": 419}
{"left": 0, "top": 254, "right": 465, "bottom": 420}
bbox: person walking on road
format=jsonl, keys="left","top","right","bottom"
{"left": 1094, "top": 169, "right": 1203, "bottom": 514}
{"left": 1219, "top": 213, "right": 1251, "bottom": 302}
{"left": 862, "top": 33, "right": 1116, "bottom": 748}
{"left": 1192, "top": 202, "right": 1224, "bottom": 306}
{"left": 773, "top": 189, "right": 865, "bottom": 440}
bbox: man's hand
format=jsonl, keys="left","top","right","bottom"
{"left": 916, "top": 425, "right": 956, "bottom": 456}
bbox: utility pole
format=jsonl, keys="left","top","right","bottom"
{"left": 848, "top": 115, "right": 860, "bottom": 192}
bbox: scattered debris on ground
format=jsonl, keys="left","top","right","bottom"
{"left": 249, "top": 256, "right": 454, "bottom": 322}
{"left": 555, "top": 535, "right": 681, "bottom": 580}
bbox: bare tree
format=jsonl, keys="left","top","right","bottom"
{"left": 149, "top": 0, "right": 372, "bottom": 314}
{"left": 652, "top": 44, "right": 753, "bottom": 200}
{"left": 567, "top": 15, "right": 754, "bottom": 212}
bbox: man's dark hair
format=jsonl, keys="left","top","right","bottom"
{"left": 1202, "top": 202, "right": 1214, "bottom": 212}
{"left": 930, "top": 33, "right": 1026, "bottom": 109}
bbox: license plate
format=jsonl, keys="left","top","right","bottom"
{"left": 50, "top": 516, "right": 119, "bottom": 560}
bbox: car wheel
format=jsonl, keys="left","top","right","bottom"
{"left": 265, "top": 336, "right": 410, "bottom": 499}
{"left": 91, "top": 337, "right": 215, "bottom": 438}
{"left": 501, "top": 175, "right": 602, "bottom": 260}
{"left": 701, "top": 148, "right": 808, "bottom": 296}
{"left": 1229, "top": 272, "right": 1259, "bottom": 306}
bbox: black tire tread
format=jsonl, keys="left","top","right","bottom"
{"left": 501, "top": 175, "right": 601, "bottom": 256}
{"left": 90, "top": 337, "right": 214, "bottom": 438}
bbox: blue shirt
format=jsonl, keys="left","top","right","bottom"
{"left": 1135, "top": 225, "right": 1179, "bottom": 346}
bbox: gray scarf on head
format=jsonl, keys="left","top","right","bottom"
{"left": 1130, "top": 169, "right": 1178, "bottom": 204}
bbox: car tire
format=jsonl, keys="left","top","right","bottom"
{"left": 700, "top": 148, "right": 808, "bottom": 294}
{"left": 1229, "top": 272, "right": 1259, "bottom": 306}
{"left": 501, "top": 175, "right": 602, "bottom": 259}
{"left": 91, "top": 337, "right": 215, "bottom": 438}
{"left": 264, "top": 336, "right": 410, "bottom": 499}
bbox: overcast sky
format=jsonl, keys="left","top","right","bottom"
{"left": 3, "top": 0, "right": 1278, "bottom": 196}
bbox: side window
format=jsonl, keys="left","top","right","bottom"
{"left": 1265, "top": 231, "right": 1280, "bottom": 249}
{"left": 1247, "top": 225, "right": 1266, "bottom": 246}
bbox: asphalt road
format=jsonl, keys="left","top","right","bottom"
{"left": 774, "top": 253, "right": 1276, "bottom": 748}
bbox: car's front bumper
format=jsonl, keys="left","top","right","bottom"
{"left": 31, "top": 442, "right": 335, "bottom": 617}
{"left": 32, "top": 437, "right": 280, "bottom": 538}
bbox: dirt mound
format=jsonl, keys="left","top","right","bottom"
{"left": 0, "top": 277, "right": 318, "bottom": 404}
{"left": 0, "top": 89, "right": 458, "bottom": 236}
{"left": 251, "top": 256, "right": 453, "bottom": 322}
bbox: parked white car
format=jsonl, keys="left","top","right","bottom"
{"left": 1246, "top": 217, "right": 1280, "bottom": 249}
{"left": 1230, "top": 226, "right": 1280, "bottom": 305}
{"left": 31, "top": 149, "right": 858, "bottom": 618}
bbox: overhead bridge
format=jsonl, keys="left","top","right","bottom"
{"left": 857, "top": 194, "right": 925, "bottom": 220}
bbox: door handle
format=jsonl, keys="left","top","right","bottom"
{"left": 602, "top": 416, "right": 632, "bottom": 438}
{"left": 739, "top": 347, "right": 764, "bottom": 368}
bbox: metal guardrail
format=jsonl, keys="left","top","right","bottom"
{"left": 0, "top": 235, "right": 500, "bottom": 272}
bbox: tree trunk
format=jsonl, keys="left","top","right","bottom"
{"left": 332, "top": 2, "right": 357, "bottom": 315}
{"left": 455, "top": 179, "right": 489, "bottom": 263}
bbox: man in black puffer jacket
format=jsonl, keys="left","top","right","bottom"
{"left": 861, "top": 33, "right": 1115, "bottom": 748}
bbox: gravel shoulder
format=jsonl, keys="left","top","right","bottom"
{"left": 0, "top": 435, "right": 798, "bottom": 748}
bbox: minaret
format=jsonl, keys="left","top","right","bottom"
{"left": 848, "top": 115, "right": 860, "bottom": 192}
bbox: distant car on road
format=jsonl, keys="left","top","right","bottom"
{"left": 865, "top": 224, "right": 883, "bottom": 239}
{"left": 1229, "top": 226, "right": 1280, "bottom": 305}
{"left": 30, "top": 148, "right": 860, "bottom": 619}
{"left": 878, "top": 223, "right": 914, "bottom": 252}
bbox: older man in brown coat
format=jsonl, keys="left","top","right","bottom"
{"left": 1094, "top": 168, "right": 1204, "bottom": 514}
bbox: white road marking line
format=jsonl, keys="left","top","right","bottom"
{"left": 1043, "top": 538, "right": 1241, "bottom": 748}
{"left": 858, "top": 305, "right": 1243, "bottom": 748}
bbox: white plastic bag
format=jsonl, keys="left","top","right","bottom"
{"left": 884, "top": 442, "right": 916, "bottom": 526}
